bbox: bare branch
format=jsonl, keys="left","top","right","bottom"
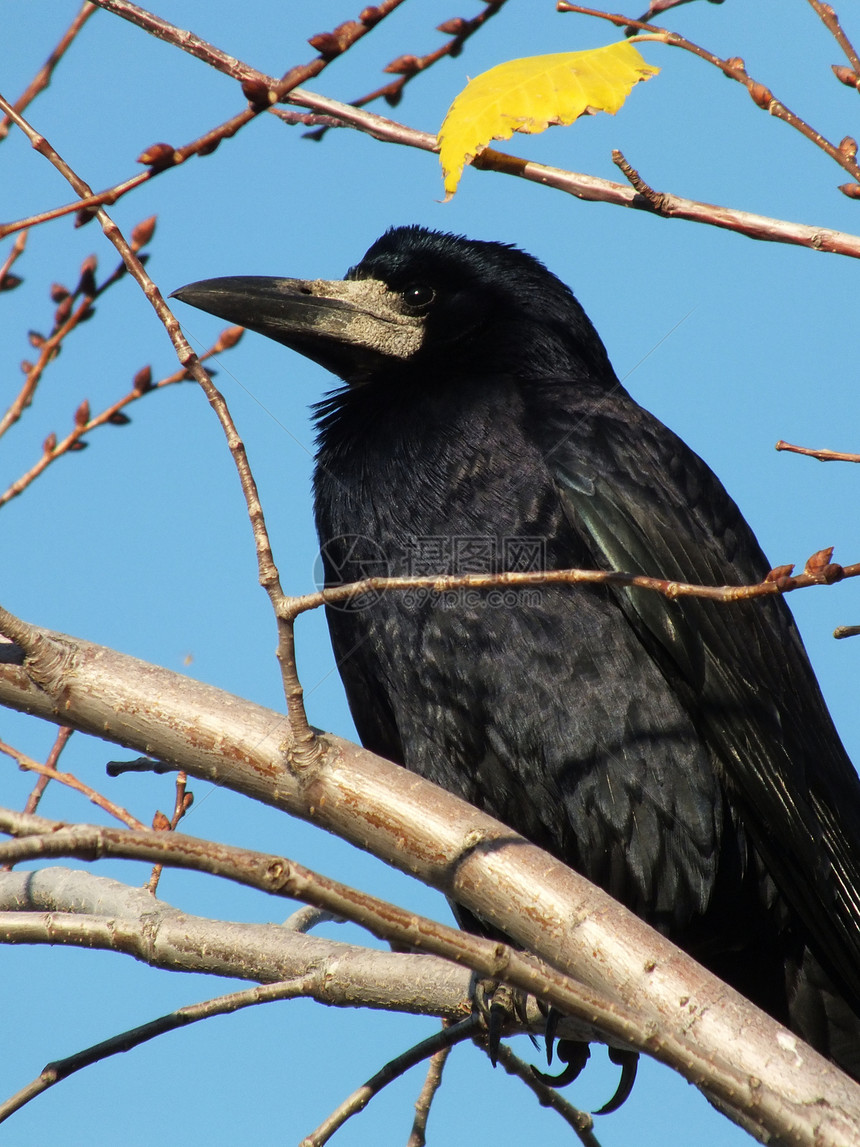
{"left": 0, "top": 867, "right": 474, "bottom": 1016}
{"left": 0, "top": 624, "right": 858, "bottom": 1143}
{"left": 807, "top": 0, "right": 860, "bottom": 73}
{"left": 0, "top": 738, "right": 144, "bottom": 830}
{"left": 406, "top": 1030, "right": 455, "bottom": 1147}
{"left": 483, "top": 1040, "right": 602, "bottom": 1147}
{"left": 0, "top": 229, "right": 27, "bottom": 291}
{"left": 0, "top": 91, "right": 320, "bottom": 757}
{"left": 776, "top": 439, "right": 860, "bottom": 463}
{"left": 0, "top": 975, "right": 318, "bottom": 1125}
{"left": 560, "top": 5, "right": 860, "bottom": 191}
{"left": 0, "top": 329, "right": 240, "bottom": 508}
{"left": 300, "top": 1017, "right": 480, "bottom": 1147}
{"left": 305, "top": 0, "right": 509, "bottom": 139}
{"left": 281, "top": 548, "right": 856, "bottom": 619}
{"left": 0, "top": 3, "right": 96, "bottom": 143}
{"left": 21, "top": 725, "right": 73, "bottom": 816}
{"left": 4, "top": 11, "right": 860, "bottom": 262}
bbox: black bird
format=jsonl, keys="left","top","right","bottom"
{"left": 174, "top": 225, "right": 860, "bottom": 1085}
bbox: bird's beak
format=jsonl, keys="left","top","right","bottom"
{"left": 171, "top": 276, "right": 424, "bottom": 384}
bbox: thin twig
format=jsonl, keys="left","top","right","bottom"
{"left": 0, "top": 230, "right": 28, "bottom": 290}
{"left": 22, "top": 726, "right": 73, "bottom": 816}
{"left": 0, "top": 225, "right": 156, "bottom": 445}
{"left": 0, "top": 740, "right": 145, "bottom": 831}
{"left": 3, "top": 10, "right": 860, "bottom": 261}
{"left": 0, "top": 329, "right": 241, "bottom": 509}
{"left": 482, "top": 1038, "right": 602, "bottom": 1147}
{"left": 285, "top": 91, "right": 860, "bottom": 259}
{"left": 0, "top": 3, "right": 96, "bottom": 143}
{"left": 776, "top": 439, "right": 860, "bottom": 463}
{"left": 807, "top": 0, "right": 860, "bottom": 73}
{"left": 559, "top": 4, "right": 860, "bottom": 191}
{"left": 0, "top": 976, "right": 314, "bottom": 1125}
{"left": 0, "top": 91, "right": 320, "bottom": 761}
{"left": 306, "top": 0, "right": 509, "bottom": 140}
{"left": 612, "top": 150, "right": 669, "bottom": 211}
{"left": 406, "top": 1026, "right": 453, "bottom": 1147}
{"left": 281, "top": 548, "right": 856, "bottom": 620}
{"left": 0, "top": 0, "right": 395, "bottom": 242}
{"left": 146, "top": 772, "right": 193, "bottom": 894}
{"left": 300, "top": 1017, "right": 479, "bottom": 1146}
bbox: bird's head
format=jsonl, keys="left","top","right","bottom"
{"left": 172, "top": 225, "right": 615, "bottom": 387}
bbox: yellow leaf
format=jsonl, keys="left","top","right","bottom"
{"left": 438, "top": 41, "right": 659, "bottom": 198}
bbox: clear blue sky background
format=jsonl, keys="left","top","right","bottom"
{"left": 2, "top": 2, "right": 860, "bottom": 1144}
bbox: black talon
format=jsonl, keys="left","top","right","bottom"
{"left": 593, "top": 1049, "right": 639, "bottom": 1115}
{"left": 474, "top": 980, "right": 520, "bottom": 1067}
{"left": 543, "top": 1005, "right": 562, "bottom": 1065}
{"left": 531, "top": 1039, "right": 590, "bottom": 1087}
{"left": 487, "top": 996, "right": 505, "bottom": 1066}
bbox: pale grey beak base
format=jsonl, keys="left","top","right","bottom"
{"left": 172, "top": 275, "right": 425, "bottom": 383}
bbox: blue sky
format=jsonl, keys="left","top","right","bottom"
{"left": 2, "top": 2, "right": 860, "bottom": 1143}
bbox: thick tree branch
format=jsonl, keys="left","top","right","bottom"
{"left": 0, "top": 621, "right": 858, "bottom": 1143}
{"left": 0, "top": 868, "right": 474, "bottom": 1017}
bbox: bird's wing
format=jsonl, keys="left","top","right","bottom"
{"left": 537, "top": 382, "right": 860, "bottom": 1001}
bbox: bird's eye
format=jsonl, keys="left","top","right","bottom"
{"left": 402, "top": 284, "right": 435, "bottom": 310}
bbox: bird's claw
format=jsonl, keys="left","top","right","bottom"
{"left": 593, "top": 1048, "right": 639, "bottom": 1115}
{"left": 531, "top": 1038, "right": 591, "bottom": 1086}
{"left": 473, "top": 980, "right": 528, "bottom": 1066}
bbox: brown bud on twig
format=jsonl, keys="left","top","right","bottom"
{"left": 832, "top": 64, "right": 860, "bottom": 89}
{"left": 838, "top": 182, "right": 860, "bottom": 199}
{"left": 27, "top": 331, "right": 46, "bottom": 349}
{"left": 131, "top": 215, "right": 157, "bottom": 251}
{"left": 182, "top": 791, "right": 194, "bottom": 813}
{"left": 54, "top": 295, "right": 74, "bottom": 325}
{"left": 242, "top": 78, "right": 275, "bottom": 109}
{"left": 0, "top": 274, "right": 23, "bottom": 292}
{"left": 803, "top": 548, "right": 843, "bottom": 583}
{"left": 723, "top": 57, "right": 747, "bottom": 77}
{"left": 307, "top": 31, "right": 337, "bottom": 56}
{"left": 765, "top": 563, "right": 795, "bottom": 582}
{"left": 152, "top": 810, "right": 171, "bottom": 831}
{"left": 74, "top": 207, "right": 97, "bottom": 229}
{"left": 748, "top": 82, "right": 773, "bottom": 110}
{"left": 108, "top": 412, "right": 131, "bottom": 426}
{"left": 805, "top": 546, "right": 834, "bottom": 573}
{"left": 74, "top": 400, "right": 90, "bottom": 428}
{"left": 78, "top": 256, "right": 97, "bottom": 298}
{"left": 137, "top": 142, "right": 177, "bottom": 170}
{"left": 67, "top": 440, "right": 88, "bottom": 452}
{"left": 20, "top": 361, "right": 34, "bottom": 374}
{"left": 360, "top": 7, "right": 382, "bottom": 26}
{"left": 839, "top": 136, "right": 859, "bottom": 161}
{"left": 385, "top": 54, "right": 421, "bottom": 75}
{"left": 43, "top": 433, "right": 57, "bottom": 455}
{"left": 133, "top": 365, "right": 153, "bottom": 394}
{"left": 437, "top": 18, "right": 468, "bottom": 34}
{"left": 309, "top": 22, "right": 359, "bottom": 58}
{"left": 50, "top": 283, "right": 70, "bottom": 303}
{"left": 213, "top": 325, "right": 244, "bottom": 352}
